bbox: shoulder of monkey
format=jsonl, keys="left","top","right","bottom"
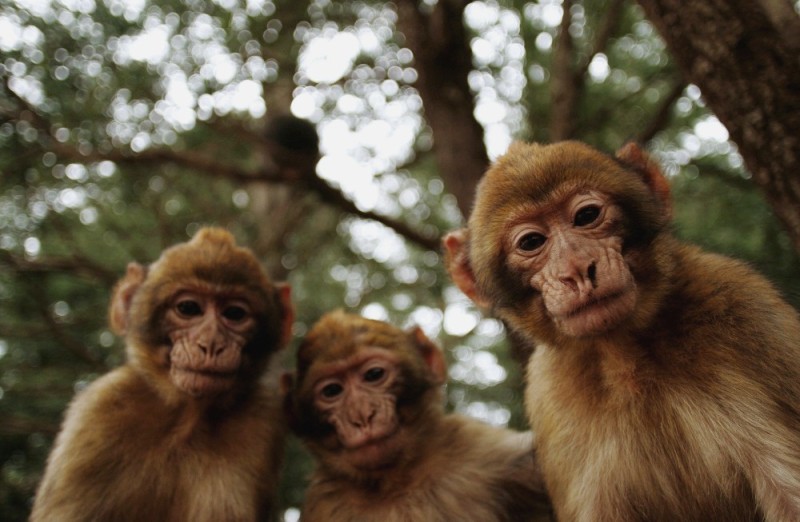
{"left": 434, "top": 414, "right": 547, "bottom": 502}
{"left": 668, "top": 241, "right": 800, "bottom": 343}
{"left": 644, "top": 240, "right": 800, "bottom": 406}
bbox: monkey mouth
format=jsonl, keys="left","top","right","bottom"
{"left": 171, "top": 367, "right": 237, "bottom": 395}
{"left": 345, "top": 430, "right": 402, "bottom": 470}
{"left": 558, "top": 288, "right": 637, "bottom": 336}
{"left": 566, "top": 290, "right": 626, "bottom": 318}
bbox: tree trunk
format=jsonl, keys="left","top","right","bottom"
{"left": 636, "top": 0, "right": 800, "bottom": 254}
{"left": 395, "top": 0, "right": 489, "bottom": 220}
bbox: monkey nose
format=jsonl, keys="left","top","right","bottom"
{"left": 349, "top": 409, "right": 376, "bottom": 428}
{"left": 197, "top": 336, "right": 225, "bottom": 356}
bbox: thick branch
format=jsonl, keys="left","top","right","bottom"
{"left": 636, "top": 0, "right": 800, "bottom": 254}
{"left": 550, "top": 0, "right": 578, "bottom": 141}
{"left": 395, "top": 0, "right": 489, "bottom": 219}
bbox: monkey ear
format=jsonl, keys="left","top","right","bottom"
{"left": 615, "top": 143, "right": 673, "bottom": 221}
{"left": 443, "top": 229, "right": 491, "bottom": 308}
{"left": 108, "top": 262, "right": 147, "bottom": 336}
{"left": 275, "top": 283, "right": 294, "bottom": 348}
{"left": 410, "top": 327, "right": 447, "bottom": 385}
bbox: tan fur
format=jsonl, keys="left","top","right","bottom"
{"left": 31, "top": 228, "right": 290, "bottom": 522}
{"left": 302, "top": 415, "right": 549, "bottom": 522}
{"left": 287, "top": 311, "right": 552, "bottom": 522}
{"left": 445, "top": 142, "right": 800, "bottom": 521}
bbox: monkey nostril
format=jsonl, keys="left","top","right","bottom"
{"left": 588, "top": 262, "right": 598, "bottom": 288}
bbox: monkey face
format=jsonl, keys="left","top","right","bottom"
{"left": 165, "top": 290, "right": 258, "bottom": 396}
{"left": 504, "top": 190, "right": 638, "bottom": 337}
{"left": 287, "top": 311, "right": 447, "bottom": 476}
{"left": 446, "top": 141, "right": 669, "bottom": 342}
{"left": 110, "top": 227, "right": 293, "bottom": 399}
{"left": 309, "top": 349, "right": 405, "bottom": 469}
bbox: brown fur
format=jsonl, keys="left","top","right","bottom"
{"left": 285, "top": 311, "right": 552, "bottom": 522}
{"left": 445, "top": 141, "right": 800, "bottom": 521}
{"left": 31, "top": 228, "right": 292, "bottom": 522}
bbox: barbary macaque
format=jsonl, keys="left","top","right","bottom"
{"left": 31, "top": 227, "right": 293, "bottom": 522}
{"left": 283, "top": 310, "right": 552, "bottom": 522}
{"left": 445, "top": 141, "right": 800, "bottom": 521}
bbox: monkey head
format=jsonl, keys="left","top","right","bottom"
{"left": 445, "top": 141, "right": 673, "bottom": 343}
{"left": 108, "top": 227, "right": 293, "bottom": 398}
{"left": 283, "top": 310, "right": 446, "bottom": 478}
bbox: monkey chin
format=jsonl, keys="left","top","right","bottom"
{"left": 170, "top": 367, "right": 238, "bottom": 397}
{"left": 554, "top": 287, "right": 638, "bottom": 338}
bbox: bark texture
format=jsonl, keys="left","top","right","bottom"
{"left": 637, "top": 0, "right": 800, "bottom": 254}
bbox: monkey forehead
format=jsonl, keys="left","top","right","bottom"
{"left": 468, "top": 141, "right": 656, "bottom": 247}
{"left": 148, "top": 229, "right": 274, "bottom": 290}
{"left": 297, "top": 310, "right": 412, "bottom": 373}
{"left": 158, "top": 279, "right": 270, "bottom": 303}
{"left": 304, "top": 346, "right": 401, "bottom": 384}
{"left": 472, "top": 141, "right": 622, "bottom": 222}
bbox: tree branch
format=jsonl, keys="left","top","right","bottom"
{"left": 0, "top": 416, "right": 60, "bottom": 436}
{"left": 28, "top": 284, "right": 107, "bottom": 370}
{"left": 6, "top": 73, "right": 440, "bottom": 251}
{"left": 550, "top": 0, "right": 578, "bottom": 140}
{"left": 635, "top": 80, "right": 687, "bottom": 143}
{"left": 307, "top": 177, "right": 441, "bottom": 251}
{"left": 576, "top": 0, "right": 627, "bottom": 77}
{"left": 0, "top": 250, "right": 118, "bottom": 284}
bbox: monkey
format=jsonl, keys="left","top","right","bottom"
{"left": 282, "top": 310, "right": 553, "bottom": 522}
{"left": 30, "top": 227, "right": 293, "bottom": 522}
{"left": 444, "top": 141, "right": 800, "bottom": 521}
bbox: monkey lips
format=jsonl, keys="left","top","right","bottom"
{"left": 553, "top": 285, "right": 638, "bottom": 337}
{"left": 170, "top": 366, "right": 238, "bottom": 396}
{"left": 342, "top": 427, "right": 404, "bottom": 471}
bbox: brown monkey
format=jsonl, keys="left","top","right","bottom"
{"left": 444, "top": 141, "right": 800, "bottom": 521}
{"left": 283, "top": 310, "right": 552, "bottom": 522}
{"left": 31, "top": 227, "right": 293, "bottom": 522}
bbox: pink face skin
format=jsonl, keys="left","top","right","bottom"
{"left": 311, "top": 348, "right": 403, "bottom": 469}
{"left": 505, "top": 191, "right": 638, "bottom": 337}
{"left": 166, "top": 290, "right": 257, "bottom": 396}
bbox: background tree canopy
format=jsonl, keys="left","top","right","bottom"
{"left": 1, "top": 0, "right": 799, "bottom": 519}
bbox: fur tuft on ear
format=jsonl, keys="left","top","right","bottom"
{"left": 442, "top": 229, "right": 491, "bottom": 308}
{"left": 409, "top": 327, "right": 447, "bottom": 385}
{"left": 108, "top": 262, "right": 147, "bottom": 336}
{"left": 615, "top": 142, "right": 672, "bottom": 221}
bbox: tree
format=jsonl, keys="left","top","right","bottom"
{"left": 0, "top": 0, "right": 798, "bottom": 520}
{"left": 636, "top": 0, "right": 800, "bottom": 254}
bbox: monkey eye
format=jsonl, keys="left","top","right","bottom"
{"left": 363, "top": 367, "right": 385, "bottom": 383}
{"left": 518, "top": 232, "right": 546, "bottom": 252}
{"left": 320, "top": 383, "right": 343, "bottom": 399}
{"left": 574, "top": 205, "right": 601, "bottom": 227}
{"left": 176, "top": 300, "right": 203, "bottom": 317}
{"left": 222, "top": 305, "right": 248, "bottom": 322}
